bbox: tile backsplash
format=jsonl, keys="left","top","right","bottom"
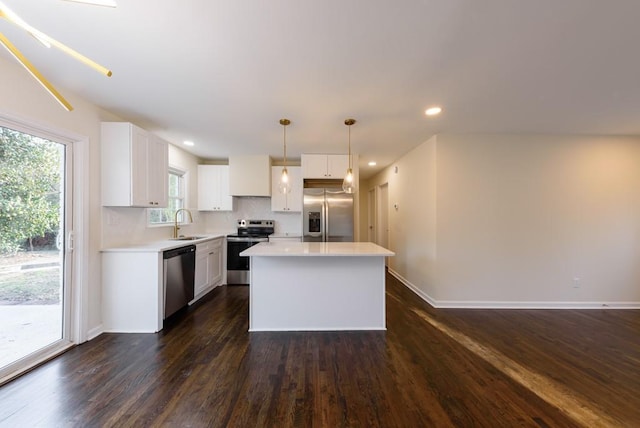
{"left": 204, "top": 197, "right": 301, "bottom": 234}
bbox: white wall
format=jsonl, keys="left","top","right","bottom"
{"left": 0, "top": 56, "right": 120, "bottom": 333}
{"left": 365, "top": 134, "right": 640, "bottom": 307}
{"left": 364, "top": 136, "right": 437, "bottom": 294}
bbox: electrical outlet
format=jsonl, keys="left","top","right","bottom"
{"left": 572, "top": 277, "right": 581, "bottom": 288}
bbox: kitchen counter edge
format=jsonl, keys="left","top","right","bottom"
{"left": 101, "top": 232, "right": 230, "bottom": 253}
{"left": 241, "top": 241, "right": 395, "bottom": 257}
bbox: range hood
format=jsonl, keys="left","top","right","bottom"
{"left": 228, "top": 155, "right": 272, "bottom": 197}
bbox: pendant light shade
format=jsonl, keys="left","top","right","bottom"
{"left": 342, "top": 118, "right": 357, "bottom": 194}
{"left": 278, "top": 119, "right": 292, "bottom": 194}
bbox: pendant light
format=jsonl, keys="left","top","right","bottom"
{"left": 342, "top": 118, "right": 357, "bottom": 194}
{"left": 278, "top": 118, "right": 291, "bottom": 194}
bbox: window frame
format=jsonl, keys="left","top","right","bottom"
{"left": 147, "top": 166, "right": 187, "bottom": 226}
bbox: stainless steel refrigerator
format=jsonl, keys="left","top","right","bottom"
{"left": 303, "top": 187, "right": 354, "bottom": 242}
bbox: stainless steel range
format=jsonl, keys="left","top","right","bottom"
{"left": 226, "top": 219, "right": 274, "bottom": 285}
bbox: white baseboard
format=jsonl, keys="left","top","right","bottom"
{"left": 86, "top": 324, "right": 103, "bottom": 341}
{"left": 249, "top": 327, "right": 387, "bottom": 332}
{"left": 387, "top": 269, "right": 640, "bottom": 310}
{"left": 388, "top": 268, "right": 438, "bottom": 307}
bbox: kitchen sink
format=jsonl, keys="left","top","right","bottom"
{"left": 170, "top": 236, "right": 206, "bottom": 241}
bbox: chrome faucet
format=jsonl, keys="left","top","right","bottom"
{"left": 173, "top": 208, "right": 193, "bottom": 238}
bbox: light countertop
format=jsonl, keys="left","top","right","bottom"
{"left": 269, "top": 233, "right": 302, "bottom": 239}
{"left": 240, "top": 241, "right": 394, "bottom": 257}
{"left": 101, "top": 232, "right": 230, "bottom": 253}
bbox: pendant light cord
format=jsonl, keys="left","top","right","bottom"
{"left": 348, "top": 124, "right": 352, "bottom": 169}
{"left": 345, "top": 118, "right": 356, "bottom": 170}
{"left": 283, "top": 124, "right": 287, "bottom": 167}
{"left": 279, "top": 118, "right": 290, "bottom": 168}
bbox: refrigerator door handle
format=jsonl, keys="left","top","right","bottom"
{"left": 323, "top": 201, "right": 328, "bottom": 242}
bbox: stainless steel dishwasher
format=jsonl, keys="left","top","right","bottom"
{"left": 163, "top": 245, "right": 196, "bottom": 319}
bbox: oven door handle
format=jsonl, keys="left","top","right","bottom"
{"left": 227, "top": 237, "right": 269, "bottom": 243}
{"left": 227, "top": 236, "right": 250, "bottom": 242}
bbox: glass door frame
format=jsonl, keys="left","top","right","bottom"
{"left": 0, "top": 112, "right": 89, "bottom": 385}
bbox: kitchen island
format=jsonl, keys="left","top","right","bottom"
{"left": 240, "top": 241, "right": 394, "bottom": 331}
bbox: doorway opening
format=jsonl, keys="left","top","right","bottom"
{"left": 378, "top": 183, "right": 389, "bottom": 253}
{"left": 367, "top": 187, "right": 377, "bottom": 243}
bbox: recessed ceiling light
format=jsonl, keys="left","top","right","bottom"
{"left": 425, "top": 106, "right": 442, "bottom": 116}
{"left": 368, "top": 161, "right": 377, "bottom": 166}
{"left": 183, "top": 140, "right": 195, "bottom": 146}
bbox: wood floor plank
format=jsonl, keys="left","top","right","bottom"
{"left": 0, "top": 274, "right": 638, "bottom": 427}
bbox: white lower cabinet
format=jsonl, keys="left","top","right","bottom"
{"left": 102, "top": 237, "right": 226, "bottom": 333}
{"left": 193, "top": 237, "right": 224, "bottom": 302}
{"left": 102, "top": 251, "right": 164, "bottom": 333}
{"left": 194, "top": 247, "right": 209, "bottom": 296}
{"left": 208, "top": 240, "right": 224, "bottom": 287}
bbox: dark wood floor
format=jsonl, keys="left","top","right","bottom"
{"left": 0, "top": 274, "right": 638, "bottom": 427}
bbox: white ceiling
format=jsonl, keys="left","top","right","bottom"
{"left": 2, "top": 0, "right": 640, "bottom": 178}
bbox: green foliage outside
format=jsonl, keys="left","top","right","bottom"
{"left": 0, "top": 127, "right": 62, "bottom": 254}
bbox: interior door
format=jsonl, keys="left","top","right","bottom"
{"left": 368, "top": 188, "right": 377, "bottom": 243}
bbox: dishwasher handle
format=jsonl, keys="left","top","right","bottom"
{"left": 163, "top": 245, "right": 196, "bottom": 259}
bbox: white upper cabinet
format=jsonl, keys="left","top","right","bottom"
{"left": 301, "top": 154, "right": 349, "bottom": 179}
{"left": 228, "top": 155, "right": 272, "bottom": 196}
{"left": 197, "top": 165, "right": 233, "bottom": 211}
{"left": 146, "top": 133, "right": 169, "bottom": 207}
{"left": 271, "top": 166, "right": 302, "bottom": 212}
{"left": 327, "top": 155, "right": 350, "bottom": 178}
{"left": 101, "top": 122, "right": 168, "bottom": 207}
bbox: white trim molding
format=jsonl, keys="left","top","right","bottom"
{"left": 388, "top": 269, "right": 640, "bottom": 310}
{"left": 0, "top": 110, "right": 91, "bottom": 341}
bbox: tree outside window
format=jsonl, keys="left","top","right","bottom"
{"left": 0, "top": 126, "right": 62, "bottom": 254}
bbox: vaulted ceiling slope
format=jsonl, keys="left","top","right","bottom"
{"left": 2, "top": 0, "right": 640, "bottom": 178}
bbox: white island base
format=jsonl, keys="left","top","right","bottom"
{"left": 242, "top": 242, "right": 394, "bottom": 332}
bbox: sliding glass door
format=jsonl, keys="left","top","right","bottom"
{"left": 0, "top": 124, "right": 73, "bottom": 381}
